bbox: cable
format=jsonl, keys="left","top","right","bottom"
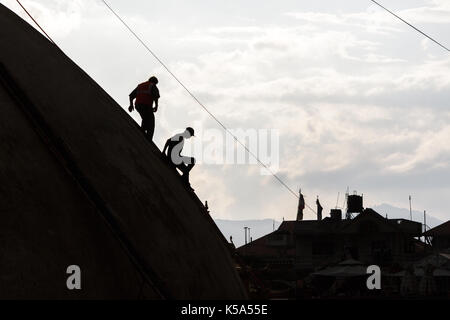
{"left": 15, "top": 0, "right": 56, "bottom": 45}
{"left": 12, "top": 1, "right": 168, "bottom": 296}
{"left": 100, "top": 0, "right": 317, "bottom": 214}
{"left": 13, "top": 0, "right": 313, "bottom": 215}
{"left": 101, "top": 0, "right": 450, "bottom": 214}
{"left": 14, "top": 0, "right": 450, "bottom": 218}
{"left": 0, "top": 62, "right": 168, "bottom": 298}
{"left": 370, "top": 0, "right": 450, "bottom": 53}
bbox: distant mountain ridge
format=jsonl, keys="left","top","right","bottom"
{"left": 214, "top": 219, "right": 282, "bottom": 248}
{"left": 214, "top": 204, "right": 445, "bottom": 248}
{"left": 372, "top": 203, "right": 443, "bottom": 229}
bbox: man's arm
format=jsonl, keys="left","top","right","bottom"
{"left": 152, "top": 85, "right": 160, "bottom": 112}
{"left": 128, "top": 87, "right": 137, "bottom": 112}
{"left": 153, "top": 98, "right": 159, "bottom": 112}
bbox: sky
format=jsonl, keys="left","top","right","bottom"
{"left": 3, "top": 0, "right": 450, "bottom": 221}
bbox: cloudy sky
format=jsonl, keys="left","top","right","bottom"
{"left": 3, "top": 0, "right": 450, "bottom": 221}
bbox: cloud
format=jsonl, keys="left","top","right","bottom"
{"left": 2, "top": 0, "right": 88, "bottom": 37}
{"left": 400, "top": 1, "right": 450, "bottom": 24}
{"left": 286, "top": 0, "right": 450, "bottom": 29}
{"left": 191, "top": 166, "right": 236, "bottom": 219}
{"left": 168, "top": 18, "right": 450, "bottom": 219}
{"left": 137, "top": 2, "right": 450, "bottom": 221}
{"left": 3, "top": 0, "right": 450, "bottom": 221}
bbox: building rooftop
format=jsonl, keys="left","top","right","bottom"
{"left": 276, "top": 208, "right": 422, "bottom": 236}
{"left": 424, "top": 220, "right": 450, "bottom": 236}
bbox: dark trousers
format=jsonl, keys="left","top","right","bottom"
{"left": 136, "top": 104, "right": 155, "bottom": 140}
{"left": 168, "top": 156, "right": 195, "bottom": 184}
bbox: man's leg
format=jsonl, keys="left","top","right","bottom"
{"left": 180, "top": 157, "right": 195, "bottom": 183}
{"left": 173, "top": 160, "right": 194, "bottom": 191}
{"left": 174, "top": 163, "right": 188, "bottom": 182}
{"left": 136, "top": 105, "right": 147, "bottom": 134}
{"left": 146, "top": 111, "right": 155, "bottom": 141}
{"left": 141, "top": 119, "right": 147, "bottom": 133}
{"left": 185, "top": 157, "right": 195, "bottom": 173}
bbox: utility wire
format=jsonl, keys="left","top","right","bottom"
{"left": 100, "top": 0, "right": 317, "bottom": 214}
{"left": 13, "top": 0, "right": 168, "bottom": 297}
{"left": 15, "top": 0, "right": 56, "bottom": 45}
{"left": 13, "top": 0, "right": 313, "bottom": 213}
{"left": 101, "top": 0, "right": 450, "bottom": 214}
{"left": 370, "top": 0, "right": 450, "bottom": 52}
{"left": 13, "top": 0, "right": 450, "bottom": 217}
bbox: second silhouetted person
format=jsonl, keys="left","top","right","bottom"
{"left": 163, "top": 127, "right": 196, "bottom": 189}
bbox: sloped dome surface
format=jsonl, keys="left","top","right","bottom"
{"left": 0, "top": 4, "right": 246, "bottom": 299}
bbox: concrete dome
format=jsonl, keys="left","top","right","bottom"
{"left": 0, "top": 4, "right": 246, "bottom": 299}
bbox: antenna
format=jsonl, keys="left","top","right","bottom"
{"left": 342, "top": 186, "right": 349, "bottom": 211}
{"left": 335, "top": 192, "right": 340, "bottom": 209}
{"left": 244, "top": 226, "right": 248, "bottom": 245}
{"left": 423, "top": 210, "right": 427, "bottom": 242}
{"left": 409, "top": 195, "right": 412, "bottom": 221}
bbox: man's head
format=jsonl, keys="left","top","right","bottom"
{"left": 185, "top": 127, "right": 195, "bottom": 138}
{"left": 149, "top": 76, "right": 159, "bottom": 84}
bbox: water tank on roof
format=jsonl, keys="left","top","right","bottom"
{"left": 347, "top": 194, "right": 363, "bottom": 213}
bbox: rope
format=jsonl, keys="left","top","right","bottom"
{"left": 14, "top": 0, "right": 450, "bottom": 218}
{"left": 100, "top": 0, "right": 318, "bottom": 214}
{"left": 12, "top": 1, "right": 170, "bottom": 297}
{"left": 370, "top": 0, "right": 450, "bottom": 52}
{"left": 15, "top": 0, "right": 56, "bottom": 45}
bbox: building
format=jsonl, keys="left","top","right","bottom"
{"left": 238, "top": 195, "right": 423, "bottom": 275}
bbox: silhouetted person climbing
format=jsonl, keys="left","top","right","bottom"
{"left": 128, "top": 76, "right": 160, "bottom": 140}
{"left": 163, "top": 127, "right": 195, "bottom": 189}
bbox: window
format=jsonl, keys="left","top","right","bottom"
{"left": 372, "top": 240, "right": 392, "bottom": 263}
{"left": 404, "top": 240, "right": 415, "bottom": 253}
{"left": 359, "top": 221, "right": 379, "bottom": 233}
{"left": 312, "top": 242, "right": 334, "bottom": 255}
